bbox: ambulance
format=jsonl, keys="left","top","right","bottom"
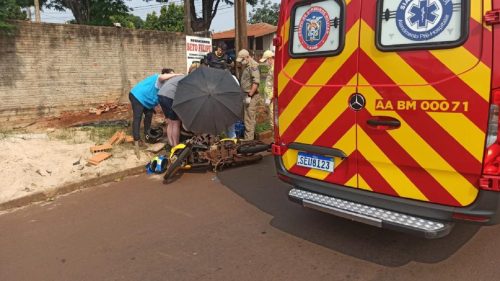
{"left": 272, "top": 0, "right": 500, "bottom": 238}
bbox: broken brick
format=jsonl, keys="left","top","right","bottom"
{"left": 115, "top": 131, "right": 126, "bottom": 145}
{"left": 87, "top": 152, "right": 112, "bottom": 165}
{"left": 90, "top": 143, "right": 113, "bottom": 153}
{"left": 106, "top": 131, "right": 123, "bottom": 145}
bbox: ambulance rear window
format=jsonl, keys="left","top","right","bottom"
{"left": 289, "top": 0, "right": 345, "bottom": 58}
{"left": 376, "top": 0, "right": 469, "bottom": 51}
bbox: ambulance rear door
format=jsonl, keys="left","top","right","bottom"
{"left": 277, "top": 0, "right": 361, "bottom": 189}
{"left": 356, "top": 0, "right": 493, "bottom": 207}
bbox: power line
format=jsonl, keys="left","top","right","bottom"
{"left": 130, "top": 0, "right": 183, "bottom": 9}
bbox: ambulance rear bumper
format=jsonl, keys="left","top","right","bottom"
{"left": 275, "top": 156, "right": 500, "bottom": 237}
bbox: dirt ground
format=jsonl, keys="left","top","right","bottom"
{"left": 0, "top": 104, "right": 163, "bottom": 206}
{"left": 0, "top": 102, "right": 273, "bottom": 207}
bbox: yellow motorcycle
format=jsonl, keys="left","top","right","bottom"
{"left": 163, "top": 138, "right": 270, "bottom": 184}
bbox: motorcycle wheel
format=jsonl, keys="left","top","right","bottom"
{"left": 237, "top": 142, "right": 270, "bottom": 155}
{"left": 163, "top": 146, "right": 192, "bottom": 183}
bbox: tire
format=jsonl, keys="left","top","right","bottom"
{"left": 237, "top": 142, "right": 270, "bottom": 154}
{"left": 163, "top": 146, "right": 192, "bottom": 183}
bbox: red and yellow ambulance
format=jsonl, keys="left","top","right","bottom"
{"left": 272, "top": 0, "right": 500, "bottom": 238}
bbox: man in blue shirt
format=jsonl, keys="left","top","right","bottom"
{"left": 129, "top": 68, "right": 180, "bottom": 149}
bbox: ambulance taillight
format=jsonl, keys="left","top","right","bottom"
{"left": 481, "top": 0, "right": 500, "bottom": 190}
{"left": 480, "top": 89, "right": 500, "bottom": 191}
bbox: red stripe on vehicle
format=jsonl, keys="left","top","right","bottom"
{"left": 356, "top": 153, "right": 399, "bottom": 196}
{"left": 280, "top": 54, "right": 358, "bottom": 143}
{"left": 397, "top": 51, "right": 489, "bottom": 130}
{"left": 285, "top": 110, "right": 354, "bottom": 171}
{"left": 463, "top": 20, "right": 492, "bottom": 69}
{"left": 278, "top": 57, "right": 326, "bottom": 111}
{"left": 360, "top": 0, "right": 491, "bottom": 68}
{"left": 313, "top": 109, "right": 356, "bottom": 148}
{"left": 322, "top": 156, "right": 357, "bottom": 186}
{"left": 358, "top": 50, "right": 482, "bottom": 183}
{"left": 358, "top": 110, "right": 461, "bottom": 206}
{"left": 285, "top": 113, "right": 355, "bottom": 184}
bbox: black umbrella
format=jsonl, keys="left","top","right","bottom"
{"left": 173, "top": 67, "right": 244, "bottom": 135}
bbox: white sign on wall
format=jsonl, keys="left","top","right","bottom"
{"left": 186, "top": 35, "right": 212, "bottom": 72}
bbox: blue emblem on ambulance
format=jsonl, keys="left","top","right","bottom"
{"left": 298, "top": 6, "right": 331, "bottom": 51}
{"left": 396, "top": 0, "right": 453, "bottom": 41}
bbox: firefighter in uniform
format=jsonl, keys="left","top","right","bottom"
{"left": 236, "top": 49, "right": 261, "bottom": 140}
{"left": 260, "top": 50, "right": 275, "bottom": 129}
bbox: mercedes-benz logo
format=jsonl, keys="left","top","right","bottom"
{"left": 348, "top": 93, "right": 366, "bottom": 111}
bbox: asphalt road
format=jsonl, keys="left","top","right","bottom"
{"left": 1, "top": 156, "right": 500, "bottom": 281}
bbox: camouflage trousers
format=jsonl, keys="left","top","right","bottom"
{"left": 244, "top": 94, "right": 262, "bottom": 140}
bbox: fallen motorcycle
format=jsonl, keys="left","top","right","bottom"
{"left": 163, "top": 138, "right": 270, "bottom": 183}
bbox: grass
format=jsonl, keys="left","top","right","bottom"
{"left": 255, "top": 121, "right": 272, "bottom": 134}
{"left": 0, "top": 128, "right": 13, "bottom": 140}
{"left": 85, "top": 126, "right": 126, "bottom": 144}
{"left": 50, "top": 126, "right": 128, "bottom": 144}
{"left": 0, "top": 126, "right": 124, "bottom": 144}
{"left": 0, "top": 128, "right": 30, "bottom": 140}
{"left": 50, "top": 129, "right": 78, "bottom": 141}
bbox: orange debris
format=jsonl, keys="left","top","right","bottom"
{"left": 87, "top": 152, "right": 112, "bottom": 165}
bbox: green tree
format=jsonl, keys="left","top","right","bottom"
{"left": 144, "top": 3, "right": 183, "bottom": 32}
{"left": 0, "top": 0, "right": 28, "bottom": 31}
{"left": 249, "top": 0, "right": 279, "bottom": 26}
{"left": 44, "top": 0, "right": 131, "bottom": 26}
{"left": 110, "top": 14, "right": 144, "bottom": 29}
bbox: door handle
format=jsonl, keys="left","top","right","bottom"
{"left": 289, "top": 142, "right": 348, "bottom": 159}
{"left": 367, "top": 117, "right": 401, "bottom": 130}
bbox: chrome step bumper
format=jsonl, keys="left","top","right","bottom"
{"left": 289, "top": 188, "right": 454, "bottom": 239}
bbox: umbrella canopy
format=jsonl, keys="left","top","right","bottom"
{"left": 173, "top": 67, "right": 244, "bottom": 135}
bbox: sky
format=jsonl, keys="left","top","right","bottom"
{"left": 37, "top": 0, "right": 281, "bottom": 32}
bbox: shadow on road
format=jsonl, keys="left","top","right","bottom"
{"left": 218, "top": 156, "right": 480, "bottom": 267}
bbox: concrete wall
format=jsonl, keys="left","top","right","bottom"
{"left": 0, "top": 21, "right": 187, "bottom": 124}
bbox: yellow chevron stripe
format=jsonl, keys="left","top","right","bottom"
{"left": 360, "top": 21, "right": 485, "bottom": 163}
{"left": 358, "top": 127, "right": 428, "bottom": 201}
{"left": 484, "top": 0, "right": 492, "bottom": 22}
{"left": 428, "top": 112, "right": 484, "bottom": 162}
{"left": 295, "top": 76, "right": 357, "bottom": 144}
{"left": 358, "top": 175, "right": 372, "bottom": 191}
{"left": 281, "top": 16, "right": 290, "bottom": 46}
{"left": 360, "top": 22, "right": 435, "bottom": 86}
{"left": 479, "top": 0, "right": 492, "bottom": 31}
{"left": 279, "top": 86, "right": 320, "bottom": 136}
{"left": 471, "top": 1, "right": 483, "bottom": 25}
{"left": 278, "top": 59, "right": 306, "bottom": 96}
{"left": 430, "top": 48, "right": 491, "bottom": 101}
{"left": 304, "top": 126, "right": 357, "bottom": 182}
{"left": 345, "top": 174, "right": 357, "bottom": 189}
{"left": 276, "top": 13, "right": 297, "bottom": 97}
{"left": 359, "top": 75, "right": 478, "bottom": 206}
{"left": 282, "top": 149, "right": 299, "bottom": 171}
{"left": 484, "top": 0, "right": 492, "bottom": 13}
{"left": 280, "top": 26, "right": 359, "bottom": 133}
